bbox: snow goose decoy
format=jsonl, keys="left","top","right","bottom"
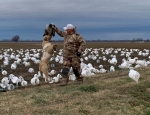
{"left": 128, "top": 67, "right": 140, "bottom": 84}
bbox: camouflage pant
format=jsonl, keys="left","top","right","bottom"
{"left": 63, "top": 56, "right": 81, "bottom": 76}
{"left": 63, "top": 56, "right": 81, "bottom": 68}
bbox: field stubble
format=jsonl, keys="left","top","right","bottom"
{"left": 0, "top": 42, "right": 150, "bottom": 115}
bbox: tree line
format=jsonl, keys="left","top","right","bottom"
{"left": 0, "top": 35, "right": 150, "bottom": 42}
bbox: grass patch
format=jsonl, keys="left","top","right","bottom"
{"left": 31, "top": 94, "right": 49, "bottom": 106}
{"left": 79, "top": 85, "right": 99, "bottom": 92}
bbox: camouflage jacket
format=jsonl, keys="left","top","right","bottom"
{"left": 54, "top": 26, "right": 86, "bottom": 57}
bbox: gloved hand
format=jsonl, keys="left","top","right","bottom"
{"left": 76, "top": 52, "right": 81, "bottom": 57}
{"left": 49, "top": 23, "right": 55, "bottom": 28}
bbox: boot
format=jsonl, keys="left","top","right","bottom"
{"left": 59, "top": 77, "right": 68, "bottom": 86}
{"left": 76, "top": 76, "right": 83, "bottom": 84}
{"left": 0, "top": 88, "right": 6, "bottom": 92}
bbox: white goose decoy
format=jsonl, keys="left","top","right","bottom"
{"left": 108, "top": 57, "right": 117, "bottom": 65}
{"left": 9, "top": 74, "right": 22, "bottom": 87}
{"left": 96, "top": 59, "right": 100, "bottom": 63}
{"left": 11, "top": 62, "right": 17, "bottom": 70}
{"left": 136, "top": 60, "right": 147, "bottom": 67}
{"left": 0, "top": 54, "right": 3, "bottom": 60}
{"left": 49, "top": 70, "right": 56, "bottom": 76}
{"left": 1, "top": 77, "right": 10, "bottom": 88}
{"left": 48, "top": 77, "right": 54, "bottom": 84}
{"left": 7, "top": 84, "right": 15, "bottom": 91}
{"left": 99, "top": 65, "right": 103, "bottom": 69}
{"left": 52, "top": 75, "right": 61, "bottom": 83}
{"left": 81, "top": 69, "right": 91, "bottom": 78}
{"left": 28, "top": 68, "right": 34, "bottom": 73}
{"left": 128, "top": 67, "right": 140, "bottom": 84}
{"left": 24, "top": 62, "right": 31, "bottom": 67}
{"left": 57, "top": 74, "right": 62, "bottom": 79}
{"left": 69, "top": 74, "right": 76, "bottom": 81}
{"left": 2, "top": 70, "right": 7, "bottom": 75}
{"left": 118, "top": 61, "right": 130, "bottom": 69}
{"left": 21, "top": 80, "right": 28, "bottom": 87}
{"left": 99, "top": 68, "right": 108, "bottom": 73}
{"left": 110, "top": 66, "right": 115, "bottom": 72}
{"left": 30, "top": 75, "right": 40, "bottom": 85}
{"left": 55, "top": 57, "right": 60, "bottom": 62}
{"left": 128, "top": 57, "right": 138, "bottom": 65}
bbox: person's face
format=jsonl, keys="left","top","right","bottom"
{"left": 66, "top": 29, "right": 73, "bottom": 34}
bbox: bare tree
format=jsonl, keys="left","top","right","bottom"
{"left": 12, "top": 35, "right": 20, "bottom": 43}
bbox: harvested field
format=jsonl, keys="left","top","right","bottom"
{"left": 0, "top": 42, "right": 150, "bottom": 115}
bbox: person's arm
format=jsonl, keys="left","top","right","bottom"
{"left": 77, "top": 35, "right": 86, "bottom": 53}
{"left": 53, "top": 26, "right": 66, "bottom": 37}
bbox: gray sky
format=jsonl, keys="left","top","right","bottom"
{"left": 1, "top": 0, "right": 150, "bottom": 40}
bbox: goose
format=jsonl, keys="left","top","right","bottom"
{"left": 52, "top": 75, "right": 61, "bottom": 83}
{"left": 30, "top": 75, "right": 40, "bottom": 85}
{"left": 16, "top": 58, "right": 22, "bottom": 65}
{"left": 48, "top": 77, "right": 54, "bottom": 84}
{"left": 28, "top": 68, "right": 34, "bottom": 73}
{"left": 10, "top": 54, "right": 16, "bottom": 59}
{"left": 50, "top": 63, "right": 55, "bottom": 67}
{"left": 2, "top": 70, "right": 7, "bottom": 75}
{"left": 21, "top": 80, "right": 28, "bottom": 87}
{"left": 3, "top": 60, "right": 9, "bottom": 67}
{"left": 24, "top": 62, "right": 31, "bottom": 67}
{"left": 33, "top": 59, "right": 40, "bottom": 64}
{"left": 49, "top": 70, "right": 56, "bottom": 76}
{"left": 118, "top": 61, "right": 130, "bottom": 69}
{"left": 0, "top": 54, "right": 3, "bottom": 60}
{"left": 37, "top": 71, "right": 41, "bottom": 78}
{"left": 69, "top": 74, "right": 76, "bottom": 81}
{"left": 136, "top": 60, "right": 147, "bottom": 67}
{"left": 96, "top": 59, "right": 100, "bottom": 63}
{"left": 134, "top": 64, "right": 141, "bottom": 69}
{"left": 11, "top": 63, "right": 17, "bottom": 70}
{"left": 7, "top": 84, "right": 15, "bottom": 91}
{"left": 108, "top": 57, "right": 117, "bottom": 65}
{"left": 57, "top": 74, "right": 62, "bottom": 79}
{"left": 81, "top": 69, "right": 91, "bottom": 78}
{"left": 128, "top": 57, "right": 138, "bottom": 64}
{"left": 9, "top": 74, "right": 22, "bottom": 87}
{"left": 99, "top": 65, "right": 103, "bottom": 69}
{"left": 128, "top": 67, "right": 140, "bottom": 84}
{"left": 1, "top": 77, "right": 10, "bottom": 88}
{"left": 59, "top": 59, "right": 63, "bottom": 64}
{"left": 69, "top": 67, "right": 74, "bottom": 75}
{"left": 110, "top": 66, "right": 115, "bottom": 72}
{"left": 55, "top": 57, "right": 60, "bottom": 62}
{"left": 80, "top": 58, "right": 83, "bottom": 62}
{"left": 99, "top": 68, "right": 108, "bottom": 73}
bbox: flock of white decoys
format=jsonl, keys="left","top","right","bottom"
{"left": 0, "top": 47, "right": 150, "bottom": 91}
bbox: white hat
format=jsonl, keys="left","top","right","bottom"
{"left": 63, "top": 24, "right": 75, "bottom": 30}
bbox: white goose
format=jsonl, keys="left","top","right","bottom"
{"left": 1, "top": 77, "right": 10, "bottom": 88}
{"left": 2, "top": 70, "right": 7, "bottom": 75}
{"left": 7, "top": 84, "right": 15, "bottom": 91}
{"left": 21, "top": 80, "right": 28, "bottom": 87}
{"left": 30, "top": 75, "right": 40, "bottom": 85}
{"left": 110, "top": 66, "right": 115, "bottom": 72}
{"left": 128, "top": 67, "right": 140, "bottom": 84}
{"left": 69, "top": 74, "right": 76, "bottom": 81}
{"left": 81, "top": 69, "right": 92, "bottom": 78}
{"left": 28, "top": 68, "right": 34, "bottom": 73}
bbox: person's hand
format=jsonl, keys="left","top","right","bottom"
{"left": 49, "top": 23, "right": 55, "bottom": 28}
{"left": 76, "top": 52, "right": 81, "bottom": 57}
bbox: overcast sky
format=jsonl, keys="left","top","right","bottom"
{"left": 1, "top": 0, "right": 150, "bottom": 41}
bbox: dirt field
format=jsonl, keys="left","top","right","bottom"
{"left": 0, "top": 42, "right": 150, "bottom": 115}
